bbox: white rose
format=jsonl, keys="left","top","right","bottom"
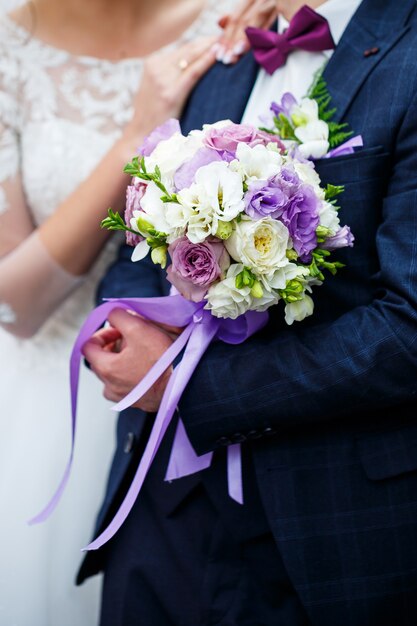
{"left": 205, "top": 264, "right": 253, "bottom": 319}
{"left": 225, "top": 217, "right": 290, "bottom": 275}
{"left": 231, "top": 143, "right": 282, "bottom": 182}
{"left": 292, "top": 160, "right": 325, "bottom": 198}
{"left": 285, "top": 294, "right": 314, "bottom": 325}
{"left": 318, "top": 200, "right": 340, "bottom": 233}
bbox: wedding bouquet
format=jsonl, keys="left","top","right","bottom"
{"left": 33, "top": 83, "right": 360, "bottom": 551}
{"left": 104, "top": 97, "right": 354, "bottom": 326}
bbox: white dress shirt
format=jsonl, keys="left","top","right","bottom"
{"left": 242, "top": 0, "right": 363, "bottom": 126}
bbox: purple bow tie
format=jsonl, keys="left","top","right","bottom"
{"left": 246, "top": 5, "right": 335, "bottom": 75}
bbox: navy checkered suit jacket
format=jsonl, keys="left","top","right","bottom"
{"left": 82, "top": 0, "right": 417, "bottom": 622}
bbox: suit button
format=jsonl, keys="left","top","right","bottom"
{"left": 216, "top": 436, "right": 232, "bottom": 447}
{"left": 231, "top": 432, "right": 247, "bottom": 443}
{"left": 123, "top": 432, "right": 136, "bottom": 454}
{"left": 263, "top": 427, "right": 277, "bottom": 437}
{"left": 247, "top": 430, "right": 262, "bottom": 440}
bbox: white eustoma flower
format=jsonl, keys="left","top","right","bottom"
{"left": 285, "top": 294, "right": 314, "bottom": 325}
{"left": 292, "top": 160, "right": 325, "bottom": 198}
{"left": 249, "top": 289, "right": 280, "bottom": 313}
{"left": 231, "top": 143, "right": 282, "bottom": 182}
{"left": 225, "top": 217, "right": 290, "bottom": 275}
{"left": 145, "top": 132, "right": 202, "bottom": 184}
{"left": 138, "top": 183, "right": 184, "bottom": 242}
{"left": 262, "top": 263, "right": 310, "bottom": 291}
{"left": 205, "top": 264, "right": 253, "bottom": 319}
{"left": 318, "top": 199, "right": 340, "bottom": 233}
{"left": 188, "top": 119, "right": 233, "bottom": 143}
{"left": 177, "top": 161, "right": 244, "bottom": 243}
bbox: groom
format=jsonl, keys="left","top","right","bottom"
{"left": 79, "top": 0, "right": 417, "bottom": 624}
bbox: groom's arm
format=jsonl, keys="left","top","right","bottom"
{"left": 178, "top": 96, "right": 417, "bottom": 455}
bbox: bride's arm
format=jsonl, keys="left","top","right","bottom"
{"left": 0, "top": 38, "right": 216, "bottom": 339}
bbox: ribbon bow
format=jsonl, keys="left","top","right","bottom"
{"left": 246, "top": 5, "right": 335, "bottom": 75}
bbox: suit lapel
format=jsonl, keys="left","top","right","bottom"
{"left": 180, "top": 52, "right": 259, "bottom": 134}
{"left": 323, "top": 0, "right": 416, "bottom": 122}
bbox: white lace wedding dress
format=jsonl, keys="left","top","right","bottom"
{"left": 0, "top": 3, "right": 234, "bottom": 624}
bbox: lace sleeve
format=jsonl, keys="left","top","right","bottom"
{"left": 0, "top": 56, "right": 81, "bottom": 338}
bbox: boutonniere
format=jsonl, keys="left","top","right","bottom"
{"left": 261, "top": 73, "right": 363, "bottom": 160}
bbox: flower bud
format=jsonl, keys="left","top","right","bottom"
{"left": 250, "top": 280, "right": 264, "bottom": 299}
{"left": 215, "top": 220, "right": 234, "bottom": 240}
{"left": 286, "top": 249, "right": 298, "bottom": 261}
{"left": 151, "top": 245, "right": 168, "bottom": 269}
{"left": 136, "top": 215, "right": 155, "bottom": 236}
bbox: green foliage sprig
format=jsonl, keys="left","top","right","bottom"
{"left": 307, "top": 73, "right": 353, "bottom": 148}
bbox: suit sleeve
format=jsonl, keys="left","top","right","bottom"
{"left": 178, "top": 95, "right": 417, "bottom": 455}
{"left": 96, "top": 242, "right": 165, "bottom": 304}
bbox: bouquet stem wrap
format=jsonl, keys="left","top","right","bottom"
{"left": 29, "top": 295, "right": 268, "bottom": 551}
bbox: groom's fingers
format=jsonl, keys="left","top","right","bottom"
{"left": 82, "top": 338, "right": 113, "bottom": 376}
{"left": 107, "top": 308, "right": 149, "bottom": 339}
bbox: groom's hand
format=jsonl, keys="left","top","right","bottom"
{"left": 83, "top": 309, "right": 174, "bottom": 412}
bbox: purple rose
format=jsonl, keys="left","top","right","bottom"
{"left": 124, "top": 181, "right": 146, "bottom": 246}
{"left": 204, "top": 123, "right": 283, "bottom": 160}
{"left": 255, "top": 130, "right": 285, "bottom": 151}
{"left": 321, "top": 225, "right": 355, "bottom": 251}
{"left": 166, "top": 238, "right": 229, "bottom": 302}
{"left": 139, "top": 118, "right": 181, "bottom": 156}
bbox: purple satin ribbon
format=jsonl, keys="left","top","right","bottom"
{"left": 29, "top": 295, "right": 267, "bottom": 550}
{"left": 326, "top": 135, "right": 364, "bottom": 158}
{"left": 246, "top": 5, "right": 335, "bottom": 75}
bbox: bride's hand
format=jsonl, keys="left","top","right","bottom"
{"left": 123, "top": 37, "right": 217, "bottom": 147}
{"left": 216, "top": 0, "right": 277, "bottom": 64}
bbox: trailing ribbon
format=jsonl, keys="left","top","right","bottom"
{"left": 29, "top": 295, "right": 267, "bottom": 550}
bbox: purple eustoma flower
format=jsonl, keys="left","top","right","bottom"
{"left": 166, "top": 238, "right": 230, "bottom": 302}
{"left": 245, "top": 178, "right": 290, "bottom": 220}
{"left": 174, "top": 148, "right": 223, "bottom": 190}
{"left": 244, "top": 166, "right": 319, "bottom": 262}
{"left": 139, "top": 119, "right": 181, "bottom": 156}
{"left": 322, "top": 225, "right": 355, "bottom": 251}
{"left": 282, "top": 185, "right": 320, "bottom": 262}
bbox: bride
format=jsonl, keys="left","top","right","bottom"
{"left": 0, "top": 0, "right": 244, "bottom": 624}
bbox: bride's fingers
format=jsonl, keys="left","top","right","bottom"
{"left": 172, "top": 36, "right": 218, "bottom": 67}
{"left": 218, "top": 0, "right": 277, "bottom": 64}
{"left": 177, "top": 41, "right": 218, "bottom": 93}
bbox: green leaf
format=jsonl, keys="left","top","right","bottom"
{"left": 100, "top": 208, "right": 140, "bottom": 236}
{"left": 307, "top": 71, "right": 355, "bottom": 149}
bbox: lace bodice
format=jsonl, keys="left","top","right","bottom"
{"left": 0, "top": 1, "right": 235, "bottom": 362}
